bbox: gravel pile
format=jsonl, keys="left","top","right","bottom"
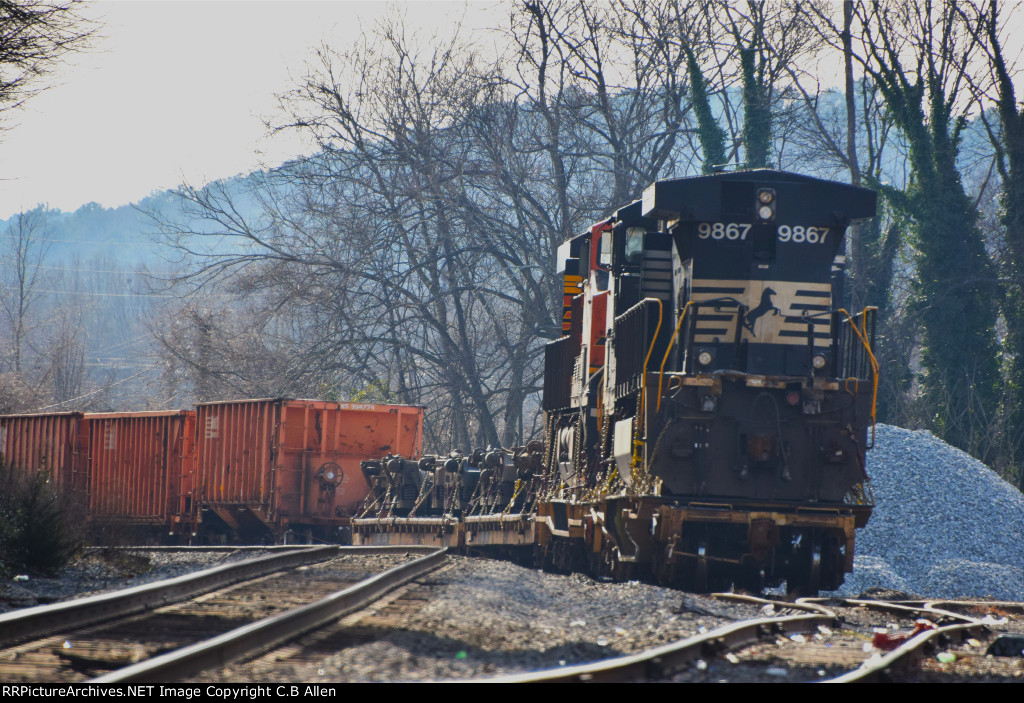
{"left": 830, "top": 424, "right": 1024, "bottom": 601}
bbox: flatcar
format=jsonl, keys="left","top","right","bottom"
{"left": 354, "top": 169, "right": 878, "bottom": 595}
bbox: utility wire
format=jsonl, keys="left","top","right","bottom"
{"left": 29, "top": 363, "right": 162, "bottom": 412}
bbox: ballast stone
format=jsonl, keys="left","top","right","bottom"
{"left": 828, "top": 424, "right": 1024, "bottom": 601}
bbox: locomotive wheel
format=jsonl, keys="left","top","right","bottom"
{"left": 653, "top": 544, "right": 679, "bottom": 587}
{"left": 749, "top": 568, "right": 767, "bottom": 595}
{"left": 533, "top": 543, "right": 552, "bottom": 571}
{"left": 808, "top": 543, "right": 822, "bottom": 593}
{"left": 691, "top": 542, "right": 709, "bottom": 593}
{"left": 787, "top": 536, "right": 823, "bottom": 597}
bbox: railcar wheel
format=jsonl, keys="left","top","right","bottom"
{"left": 551, "top": 536, "right": 585, "bottom": 572}
{"left": 602, "top": 544, "right": 619, "bottom": 579}
{"left": 593, "top": 542, "right": 634, "bottom": 581}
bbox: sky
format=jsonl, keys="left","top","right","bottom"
{"left": 0, "top": 0, "right": 506, "bottom": 220}
{"left": 3, "top": 1, "right": 1022, "bottom": 221}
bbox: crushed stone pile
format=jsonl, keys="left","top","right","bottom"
{"left": 829, "top": 424, "right": 1024, "bottom": 601}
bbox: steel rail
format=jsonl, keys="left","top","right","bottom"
{"left": 483, "top": 595, "right": 838, "bottom": 683}
{"left": 814, "top": 597, "right": 989, "bottom": 683}
{"left": 0, "top": 545, "right": 433, "bottom": 648}
{"left": 0, "top": 546, "right": 335, "bottom": 647}
{"left": 719, "top": 593, "right": 836, "bottom": 616}
{"left": 81, "top": 545, "right": 331, "bottom": 553}
{"left": 825, "top": 622, "right": 983, "bottom": 683}
{"left": 481, "top": 594, "right": 996, "bottom": 683}
{"left": 808, "top": 597, "right": 989, "bottom": 623}
{"left": 724, "top": 596, "right": 991, "bottom": 684}
{"left": 92, "top": 546, "right": 449, "bottom": 683}
{"left": 919, "top": 600, "right": 1024, "bottom": 616}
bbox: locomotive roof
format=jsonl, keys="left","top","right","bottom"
{"left": 613, "top": 199, "right": 656, "bottom": 228}
{"left": 641, "top": 169, "right": 876, "bottom": 227}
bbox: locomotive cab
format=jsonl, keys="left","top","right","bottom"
{"left": 634, "top": 171, "right": 877, "bottom": 504}
{"left": 645, "top": 171, "right": 875, "bottom": 378}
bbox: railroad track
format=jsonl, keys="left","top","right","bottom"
{"left": 191, "top": 565, "right": 451, "bottom": 682}
{"left": 179, "top": 555, "right": 1019, "bottom": 683}
{"left": 485, "top": 595, "right": 1022, "bottom": 683}
{"left": 3, "top": 551, "right": 1019, "bottom": 682}
{"left": 0, "top": 546, "right": 446, "bottom": 683}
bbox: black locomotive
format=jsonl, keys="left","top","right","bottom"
{"left": 355, "top": 169, "right": 879, "bottom": 595}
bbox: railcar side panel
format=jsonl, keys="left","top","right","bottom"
{"left": 82, "top": 411, "right": 194, "bottom": 531}
{"left": 196, "top": 399, "right": 424, "bottom": 538}
{"left": 0, "top": 412, "right": 86, "bottom": 492}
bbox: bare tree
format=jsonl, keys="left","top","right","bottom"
{"left": 715, "top": 1, "right": 819, "bottom": 168}
{"left": 42, "top": 303, "right": 84, "bottom": 403}
{"left": 154, "top": 22, "right": 537, "bottom": 448}
{"left": 513, "top": 0, "right": 694, "bottom": 207}
{"left": 0, "top": 0, "right": 94, "bottom": 133}
{"left": 0, "top": 208, "right": 50, "bottom": 374}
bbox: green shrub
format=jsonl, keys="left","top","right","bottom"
{"left": 0, "top": 462, "right": 85, "bottom": 576}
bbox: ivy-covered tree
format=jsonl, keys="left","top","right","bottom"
{"left": 966, "top": 0, "right": 1024, "bottom": 485}
{"left": 845, "top": 0, "right": 1000, "bottom": 457}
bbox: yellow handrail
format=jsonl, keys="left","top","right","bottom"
{"left": 838, "top": 307, "right": 880, "bottom": 447}
{"left": 656, "top": 300, "right": 695, "bottom": 412}
{"left": 632, "top": 298, "right": 663, "bottom": 471}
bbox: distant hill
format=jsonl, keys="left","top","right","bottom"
{"left": 0, "top": 96, "right": 995, "bottom": 270}
{"left": 0, "top": 172, "right": 264, "bottom": 267}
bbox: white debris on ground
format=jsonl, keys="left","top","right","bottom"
{"left": 830, "top": 424, "right": 1024, "bottom": 601}
{"left": 0, "top": 549, "right": 269, "bottom": 612}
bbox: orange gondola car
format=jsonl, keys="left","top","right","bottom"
{"left": 0, "top": 399, "right": 423, "bottom": 543}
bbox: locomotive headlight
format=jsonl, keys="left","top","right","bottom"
{"left": 812, "top": 353, "right": 827, "bottom": 370}
{"left": 756, "top": 188, "right": 776, "bottom": 222}
{"left": 697, "top": 350, "right": 713, "bottom": 366}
